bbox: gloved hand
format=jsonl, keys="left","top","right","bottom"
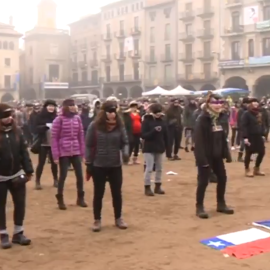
{"left": 86, "top": 163, "right": 93, "bottom": 175}
{"left": 123, "top": 155, "right": 129, "bottom": 164}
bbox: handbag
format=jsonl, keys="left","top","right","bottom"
{"left": 11, "top": 174, "right": 29, "bottom": 186}
{"left": 86, "top": 126, "right": 97, "bottom": 181}
{"left": 30, "top": 136, "right": 41, "bottom": 154}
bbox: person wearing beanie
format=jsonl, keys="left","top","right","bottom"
{"left": 241, "top": 98, "right": 266, "bottom": 177}
{"left": 194, "top": 92, "right": 234, "bottom": 219}
{"left": 0, "top": 103, "right": 34, "bottom": 249}
{"left": 51, "top": 98, "right": 87, "bottom": 210}
{"left": 85, "top": 100, "right": 129, "bottom": 232}
{"left": 141, "top": 103, "right": 168, "bottom": 196}
{"left": 165, "top": 98, "right": 183, "bottom": 160}
{"left": 80, "top": 102, "right": 92, "bottom": 135}
{"left": 34, "top": 99, "right": 58, "bottom": 190}
{"left": 28, "top": 103, "right": 41, "bottom": 142}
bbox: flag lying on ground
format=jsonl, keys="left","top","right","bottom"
{"left": 252, "top": 220, "right": 270, "bottom": 230}
{"left": 201, "top": 228, "right": 270, "bottom": 259}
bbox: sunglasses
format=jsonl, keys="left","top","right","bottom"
{"left": 210, "top": 100, "right": 224, "bottom": 105}
{"left": 106, "top": 108, "right": 117, "bottom": 113}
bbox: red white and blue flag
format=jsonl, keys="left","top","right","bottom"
{"left": 201, "top": 228, "right": 270, "bottom": 259}
{"left": 252, "top": 220, "right": 270, "bottom": 230}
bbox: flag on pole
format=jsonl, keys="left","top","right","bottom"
{"left": 124, "top": 36, "right": 134, "bottom": 52}
{"left": 200, "top": 228, "right": 270, "bottom": 259}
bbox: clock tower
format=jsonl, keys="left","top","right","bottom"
{"left": 37, "top": 0, "right": 57, "bottom": 28}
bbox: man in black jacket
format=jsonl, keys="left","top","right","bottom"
{"left": 194, "top": 92, "right": 234, "bottom": 219}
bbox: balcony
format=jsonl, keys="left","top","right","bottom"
{"left": 79, "top": 61, "right": 87, "bottom": 69}
{"left": 144, "top": 78, "right": 175, "bottom": 87}
{"left": 129, "top": 50, "right": 141, "bottom": 59}
{"left": 256, "top": 20, "right": 270, "bottom": 33}
{"left": 131, "top": 27, "right": 141, "bottom": 35}
{"left": 103, "top": 75, "right": 141, "bottom": 84}
{"left": 80, "top": 44, "right": 87, "bottom": 51}
{"left": 196, "top": 7, "right": 214, "bottom": 18}
{"left": 0, "top": 84, "right": 14, "bottom": 91}
{"left": 71, "top": 61, "right": 78, "bottom": 69}
{"left": 145, "top": 55, "right": 157, "bottom": 64}
{"left": 101, "top": 55, "right": 112, "bottom": 63}
{"left": 161, "top": 54, "right": 173, "bottom": 62}
{"left": 179, "top": 53, "right": 195, "bottom": 63}
{"left": 90, "top": 59, "right": 98, "bottom": 68}
{"left": 177, "top": 72, "right": 218, "bottom": 83}
{"left": 197, "top": 29, "right": 214, "bottom": 39}
{"left": 103, "top": 33, "right": 112, "bottom": 41}
{"left": 222, "top": 26, "right": 244, "bottom": 37}
{"left": 219, "top": 59, "right": 245, "bottom": 69}
{"left": 69, "top": 80, "right": 99, "bottom": 88}
{"left": 197, "top": 51, "right": 214, "bottom": 61}
{"left": 115, "top": 30, "right": 125, "bottom": 39}
{"left": 71, "top": 46, "right": 77, "bottom": 53}
{"left": 225, "top": 0, "right": 242, "bottom": 8}
{"left": 179, "top": 32, "right": 195, "bottom": 42}
{"left": 114, "top": 52, "right": 126, "bottom": 61}
{"left": 179, "top": 10, "right": 195, "bottom": 21}
{"left": 90, "top": 41, "right": 98, "bottom": 48}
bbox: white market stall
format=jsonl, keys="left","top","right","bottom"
{"left": 165, "top": 85, "right": 194, "bottom": 96}
{"left": 142, "top": 86, "right": 169, "bottom": 96}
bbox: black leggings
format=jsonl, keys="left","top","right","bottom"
{"left": 57, "top": 156, "right": 84, "bottom": 195}
{"left": 92, "top": 166, "right": 123, "bottom": 220}
{"left": 0, "top": 180, "right": 26, "bottom": 231}
{"left": 129, "top": 134, "right": 140, "bottom": 157}
{"left": 244, "top": 149, "right": 265, "bottom": 169}
{"left": 36, "top": 146, "right": 58, "bottom": 181}
{"left": 231, "top": 128, "right": 237, "bottom": 146}
{"left": 196, "top": 158, "right": 227, "bottom": 206}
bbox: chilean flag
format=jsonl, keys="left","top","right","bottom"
{"left": 201, "top": 228, "right": 270, "bottom": 259}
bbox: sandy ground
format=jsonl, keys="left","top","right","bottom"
{"left": 1, "top": 149, "right": 270, "bottom": 270}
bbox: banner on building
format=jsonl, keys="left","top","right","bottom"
{"left": 243, "top": 6, "right": 258, "bottom": 25}
{"left": 124, "top": 36, "right": 134, "bottom": 52}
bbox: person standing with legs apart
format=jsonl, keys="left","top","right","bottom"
{"left": 0, "top": 104, "right": 34, "bottom": 249}
{"left": 241, "top": 98, "right": 266, "bottom": 178}
{"left": 194, "top": 92, "right": 234, "bottom": 219}
{"left": 141, "top": 103, "right": 168, "bottom": 196}
{"left": 51, "top": 99, "right": 87, "bottom": 210}
{"left": 35, "top": 100, "right": 58, "bottom": 190}
{"left": 85, "top": 101, "right": 129, "bottom": 232}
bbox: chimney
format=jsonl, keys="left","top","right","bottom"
{"left": 9, "top": 16, "right": 13, "bottom": 26}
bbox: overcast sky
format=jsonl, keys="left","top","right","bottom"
{"left": 0, "top": 0, "right": 116, "bottom": 33}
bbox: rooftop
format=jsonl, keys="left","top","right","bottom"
{"left": 0, "top": 22, "right": 22, "bottom": 37}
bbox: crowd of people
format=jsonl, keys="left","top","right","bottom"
{"left": 0, "top": 92, "right": 268, "bottom": 249}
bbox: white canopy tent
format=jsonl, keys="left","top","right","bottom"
{"left": 142, "top": 86, "right": 169, "bottom": 96}
{"left": 165, "top": 85, "right": 194, "bottom": 96}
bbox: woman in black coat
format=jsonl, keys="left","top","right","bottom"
{"left": 194, "top": 92, "right": 234, "bottom": 219}
{"left": 241, "top": 98, "right": 266, "bottom": 177}
{"left": 0, "top": 103, "right": 34, "bottom": 249}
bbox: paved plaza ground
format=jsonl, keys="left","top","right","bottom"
{"left": 1, "top": 150, "right": 270, "bottom": 270}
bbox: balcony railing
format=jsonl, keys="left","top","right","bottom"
{"left": 69, "top": 80, "right": 100, "bottom": 87}
{"left": 79, "top": 61, "right": 87, "bottom": 68}
{"left": 161, "top": 54, "right": 173, "bottom": 62}
{"left": 115, "top": 30, "right": 125, "bottom": 38}
{"left": 179, "top": 32, "right": 195, "bottom": 41}
{"left": 71, "top": 61, "right": 78, "bottom": 69}
{"left": 102, "top": 75, "right": 141, "bottom": 83}
{"left": 80, "top": 44, "right": 87, "bottom": 51}
{"left": 0, "top": 84, "right": 14, "bottom": 91}
{"left": 145, "top": 55, "right": 157, "bottom": 63}
{"left": 179, "top": 10, "right": 194, "bottom": 21}
{"left": 179, "top": 52, "right": 195, "bottom": 63}
{"left": 197, "top": 28, "right": 214, "bottom": 38}
{"left": 197, "top": 51, "right": 214, "bottom": 60}
{"left": 89, "top": 59, "right": 98, "bottom": 67}
{"left": 196, "top": 7, "right": 214, "bottom": 17}
{"left": 222, "top": 26, "right": 244, "bottom": 36}
{"left": 90, "top": 41, "right": 98, "bottom": 48}
{"left": 101, "top": 55, "right": 112, "bottom": 62}
{"left": 131, "top": 27, "right": 141, "bottom": 35}
{"left": 103, "top": 33, "right": 112, "bottom": 41}
{"left": 178, "top": 72, "right": 218, "bottom": 82}
{"left": 129, "top": 50, "right": 141, "bottom": 58}
{"left": 115, "top": 52, "right": 126, "bottom": 60}
{"left": 225, "top": 0, "right": 243, "bottom": 8}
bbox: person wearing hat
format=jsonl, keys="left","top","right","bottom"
{"left": 241, "top": 98, "right": 266, "bottom": 177}
{"left": 194, "top": 92, "right": 234, "bottom": 219}
{"left": 28, "top": 103, "right": 41, "bottom": 142}
{"left": 51, "top": 98, "right": 87, "bottom": 210}
{"left": 85, "top": 100, "right": 129, "bottom": 232}
{"left": 34, "top": 99, "right": 58, "bottom": 190}
{"left": 0, "top": 103, "right": 34, "bottom": 249}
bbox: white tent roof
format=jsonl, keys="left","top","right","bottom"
{"left": 166, "top": 85, "right": 194, "bottom": 96}
{"left": 142, "top": 86, "right": 169, "bottom": 96}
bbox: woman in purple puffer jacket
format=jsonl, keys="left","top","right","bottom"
{"left": 51, "top": 99, "right": 87, "bottom": 210}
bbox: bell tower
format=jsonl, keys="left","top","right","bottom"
{"left": 37, "top": 0, "right": 57, "bottom": 28}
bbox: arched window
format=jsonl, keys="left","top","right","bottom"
{"left": 248, "top": 39, "right": 254, "bottom": 57}
{"left": 232, "top": 11, "right": 240, "bottom": 30}
{"left": 3, "top": 41, "right": 7, "bottom": 49}
{"left": 9, "top": 42, "right": 14, "bottom": 50}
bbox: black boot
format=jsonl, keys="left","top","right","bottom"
{"left": 196, "top": 205, "right": 209, "bottom": 219}
{"left": 55, "top": 194, "right": 67, "bottom": 210}
{"left": 217, "top": 202, "right": 234, "bottom": 215}
{"left": 12, "top": 232, "right": 31, "bottom": 246}
{"left": 53, "top": 179, "right": 58, "bottom": 188}
{"left": 1, "top": 234, "right": 12, "bottom": 249}
{"left": 237, "top": 152, "right": 244, "bottom": 162}
{"left": 76, "top": 191, "right": 88, "bottom": 207}
{"left": 144, "top": 185, "right": 154, "bottom": 196}
{"left": 35, "top": 179, "right": 42, "bottom": 190}
{"left": 154, "top": 183, "right": 165, "bottom": 194}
